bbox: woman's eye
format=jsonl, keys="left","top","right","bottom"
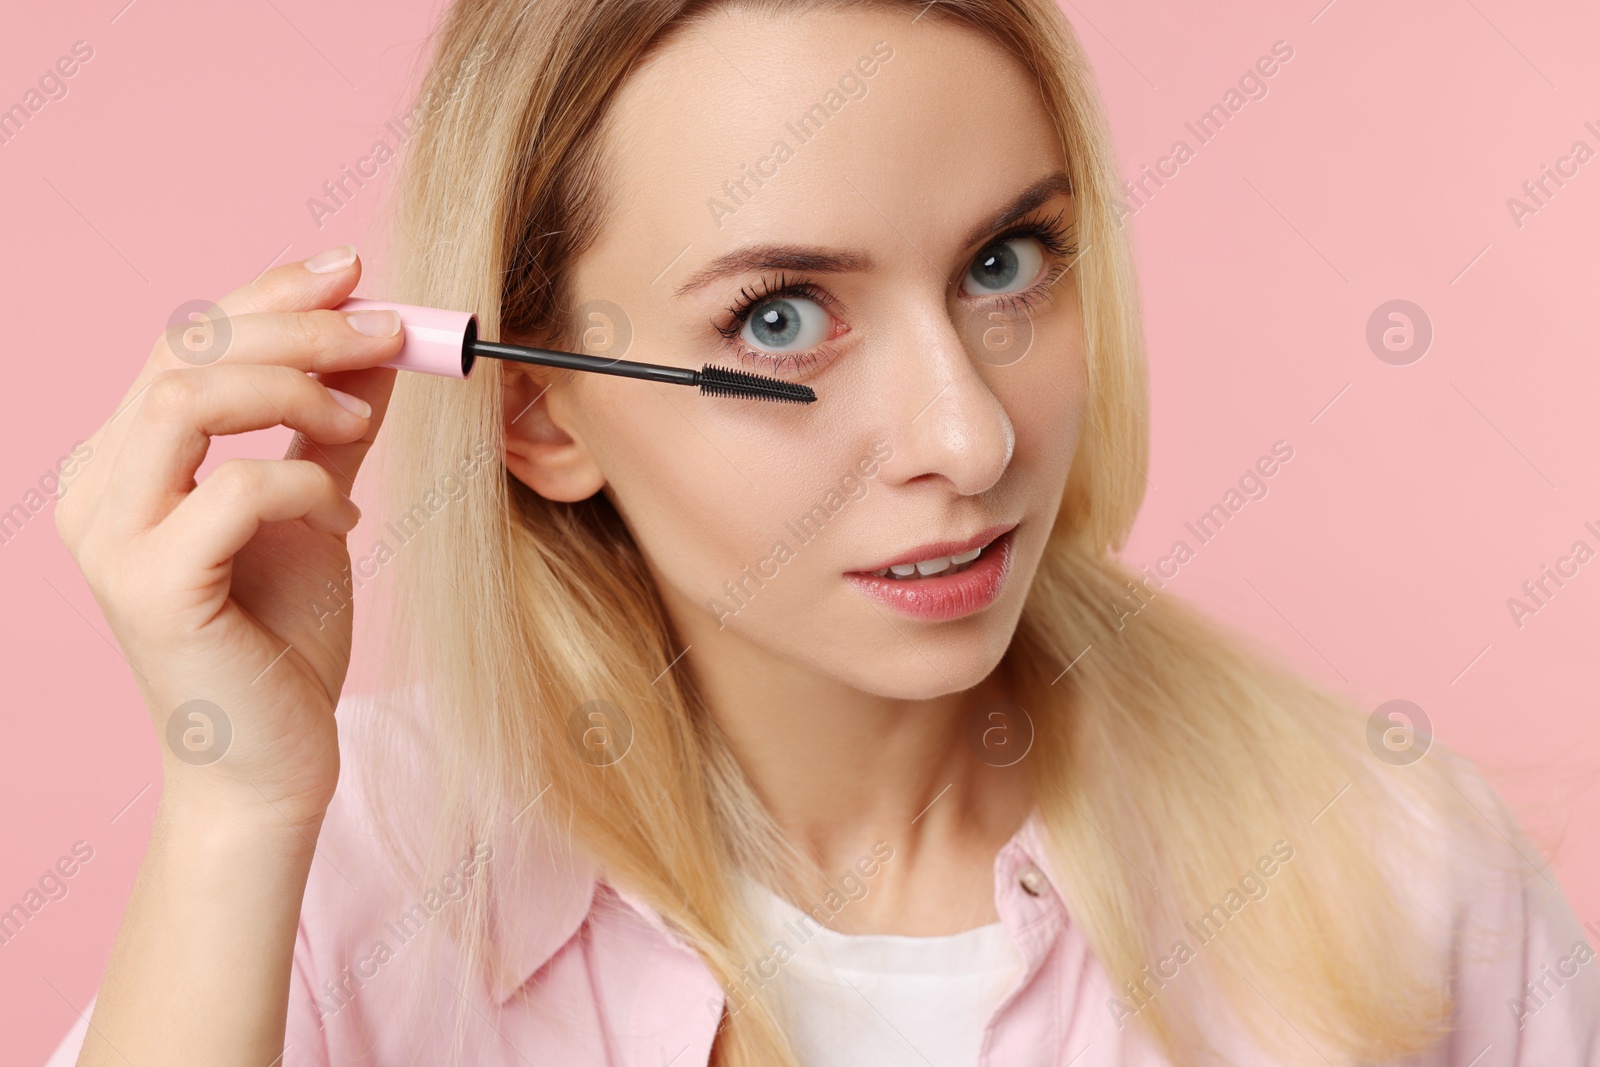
{"left": 963, "top": 236, "right": 1046, "bottom": 297}
{"left": 740, "top": 295, "right": 833, "bottom": 353}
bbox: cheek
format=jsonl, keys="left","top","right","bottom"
{"left": 585, "top": 386, "right": 842, "bottom": 605}
{"left": 1002, "top": 321, "right": 1088, "bottom": 476}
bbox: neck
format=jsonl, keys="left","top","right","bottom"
{"left": 676, "top": 616, "right": 1034, "bottom": 932}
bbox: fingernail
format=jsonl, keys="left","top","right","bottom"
{"left": 327, "top": 388, "right": 372, "bottom": 418}
{"left": 305, "top": 244, "right": 357, "bottom": 273}
{"left": 345, "top": 309, "right": 401, "bottom": 338}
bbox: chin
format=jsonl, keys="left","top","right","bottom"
{"left": 823, "top": 619, "right": 1019, "bottom": 701}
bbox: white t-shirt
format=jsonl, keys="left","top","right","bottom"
{"left": 739, "top": 880, "right": 1026, "bottom": 1067}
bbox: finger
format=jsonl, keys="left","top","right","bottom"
{"left": 172, "top": 303, "right": 407, "bottom": 499}
{"left": 154, "top": 304, "right": 406, "bottom": 377}
{"left": 82, "top": 246, "right": 376, "bottom": 505}
{"left": 104, "top": 364, "right": 372, "bottom": 534}
{"left": 291, "top": 363, "right": 399, "bottom": 497}
{"left": 154, "top": 458, "right": 360, "bottom": 576}
{"left": 93, "top": 300, "right": 401, "bottom": 504}
{"left": 214, "top": 244, "right": 366, "bottom": 320}
{"left": 143, "top": 247, "right": 373, "bottom": 407}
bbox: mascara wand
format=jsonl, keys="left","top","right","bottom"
{"left": 470, "top": 339, "right": 814, "bottom": 404}
{"left": 338, "top": 298, "right": 816, "bottom": 405}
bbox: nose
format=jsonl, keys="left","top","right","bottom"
{"left": 874, "top": 306, "right": 1015, "bottom": 497}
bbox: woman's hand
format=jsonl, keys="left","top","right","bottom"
{"left": 56, "top": 244, "right": 404, "bottom": 828}
{"left": 57, "top": 246, "right": 415, "bottom": 1067}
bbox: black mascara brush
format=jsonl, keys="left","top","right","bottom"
{"left": 338, "top": 298, "right": 816, "bottom": 405}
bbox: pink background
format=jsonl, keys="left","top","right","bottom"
{"left": 3, "top": 0, "right": 1596, "bottom": 1061}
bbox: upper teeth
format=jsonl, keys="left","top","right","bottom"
{"left": 874, "top": 545, "right": 985, "bottom": 579}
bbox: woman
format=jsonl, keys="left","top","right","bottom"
{"left": 52, "top": 0, "right": 1599, "bottom": 1064}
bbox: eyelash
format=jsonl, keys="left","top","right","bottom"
{"left": 712, "top": 273, "right": 838, "bottom": 375}
{"left": 711, "top": 209, "right": 1078, "bottom": 374}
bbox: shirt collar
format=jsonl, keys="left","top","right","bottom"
{"left": 485, "top": 804, "right": 1064, "bottom": 1005}
{"left": 994, "top": 806, "right": 1071, "bottom": 958}
{"left": 484, "top": 809, "right": 601, "bottom": 1005}
{"left": 1010, "top": 805, "right": 1066, "bottom": 901}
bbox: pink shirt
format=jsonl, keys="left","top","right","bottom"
{"left": 48, "top": 700, "right": 1600, "bottom": 1067}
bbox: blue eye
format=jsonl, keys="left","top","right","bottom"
{"left": 964, "top": 236, "right": 1046, "bottom": 296}
{"left": 740, "top": 294, "right": 832, "bottom": 354}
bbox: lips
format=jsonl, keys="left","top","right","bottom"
{"left": 847, "top": 522, "right": 1018, "bottom": 576}
{"left": 842, "top": 526, "right": 1018, "bottom": 622}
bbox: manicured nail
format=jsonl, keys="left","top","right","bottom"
{"left": 305, "top": 245, "right": 357, "bottom": 273}
{"left": 345, "top": 309, "right": 401, "bottom": 338}
{"left": 327, "top": 388, "right": 372, "bottom": 418}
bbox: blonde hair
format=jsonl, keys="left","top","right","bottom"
{"left": 356, "top": 0, "right": 1522, "bottom": 1063}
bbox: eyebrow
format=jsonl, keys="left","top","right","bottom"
{"left": 671, "top": 170, "right": 1073, "bottom": 298}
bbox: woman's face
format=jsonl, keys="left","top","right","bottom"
{"left": 504, "top": 5, "right": 1088, "bottom": 700}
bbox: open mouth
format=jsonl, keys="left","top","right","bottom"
{"left": 843, "top": 526, "right": 1018, "bottom": 622}
{"left": 866, "top": 540, "right": 993, "bottom": 579}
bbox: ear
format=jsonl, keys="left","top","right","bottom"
{"left": 502, "top": 367, "right": 607, "bottom": 502}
